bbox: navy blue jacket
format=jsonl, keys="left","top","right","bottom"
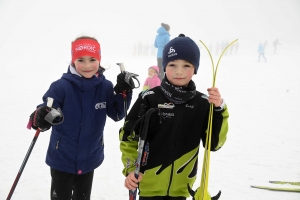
{"left": 154, "top": 26, "right": 170, "bottom": 58}
{"left": 40, "top": 66, "right": 132, "bottom": 174}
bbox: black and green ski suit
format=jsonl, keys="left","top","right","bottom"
{"left": 119, "top": 86, "right": 229, "bottom": 198}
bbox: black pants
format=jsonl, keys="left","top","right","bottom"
{"left": 139, "top": 196, "right": 186, "bottom": 200}
{"left": 50, "top": 168, "right": 94, "bottom": 200}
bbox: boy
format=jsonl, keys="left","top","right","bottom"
{"left": 120, "top": 34, "right": 229, "bottom": 200}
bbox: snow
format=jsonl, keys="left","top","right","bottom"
{"left": 1, "top": 0, "right": 300, "bottom": 199}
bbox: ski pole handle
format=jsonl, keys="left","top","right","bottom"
{"left": 47, "top": 97, "right": 54, "bottom": 107}
{"left": 116, "top": 62, "right": 127, "bottom": 102}
{"left": 117, "top": 63, "right": 125, "bottom": 73}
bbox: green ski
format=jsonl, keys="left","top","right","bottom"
{"left": 251, "top": 182, "right": 300, "bottom": 193}
{"left": 269, "top": 181, "right": 300, "bottom": 186}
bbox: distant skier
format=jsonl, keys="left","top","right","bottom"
{"left": 258, "top": 42, "right": 267, "bottom": 62}
{"left": 273, "top": 39, "right": 282, "bottom": 54}
{"left": 154, "top": 23, "right": 170, "bottom": 80}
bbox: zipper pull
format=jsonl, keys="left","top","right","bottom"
{"left": 56, "top": 141, "right": 59, "bottom": 149}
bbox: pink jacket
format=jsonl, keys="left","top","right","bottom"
{"left": 143, "top": 75, "right": 161, "bottom": 91}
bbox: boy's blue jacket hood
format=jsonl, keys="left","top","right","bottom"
{"left": 40, "top": 66, "right": 132, "bottom": 174}
{"left": 154, "top": 26, "right": 170, "bottom": 58}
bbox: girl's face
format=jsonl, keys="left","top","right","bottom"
{"left": 148, "top": 68, "right": 157, "bottom": 78}
{"left": 73, "top": 56, "right": 100, "bottom": 78}
{"left": 165, "top": 59, "right": 195, "bottom": 87}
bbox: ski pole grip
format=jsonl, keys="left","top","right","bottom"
{"left": 117, "top": 63, "right": 125, "bottom": 72}
{"left": 47, "top": 97, "right": 54, "bottom": 108}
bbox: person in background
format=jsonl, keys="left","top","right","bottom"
{"left": 120, "top": 34, "right": 229, "bottom": 200}
{"left": 273, "top": 39, "right": 282, "bottom": 54}
{"left": 27, "top": 36, "right": 134, "bottom": 200}
{"left": 143, "top": 66, "right": 161, "bottom": 91}
{"left": 258, "top": 42, "right": 267, "bottom": 62}
{"left": 154, "top": 23, "right": 170, "bottom": 80}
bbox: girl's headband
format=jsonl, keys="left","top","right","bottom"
{"left": 71, "top": 39, "right": 101, "bottom": 63}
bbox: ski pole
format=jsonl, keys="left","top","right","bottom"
{"left": 117, "top": 63, "right": 128, "bottom": 118}
{"left": 116, "top": 63, "right": 140, "bottom": 119}
{"left": 6, "top": 97, "right": 54, "bottom": 200}
{"left": 129, "top": 108, "right": 162, "bottom": 200}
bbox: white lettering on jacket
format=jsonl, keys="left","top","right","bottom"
{"left": 95, "top": 102, "right": 106, "bottom": 109}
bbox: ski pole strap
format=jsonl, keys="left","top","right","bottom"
{"left": 45, "top": 97, "right": 64, "bottom": 125}
{"left": 44, "top": 108, "right": 64, "bottom": 125}
{"left": 125, "top": 72, "right": 140, "bottom": 89}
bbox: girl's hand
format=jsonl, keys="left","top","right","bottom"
{"left": 124, "top": 172, "right": 143, "bottom": 190}
{"left": 207, "top": 87, "right": 222, "bottom": 107}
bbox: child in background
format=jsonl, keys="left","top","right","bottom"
{"left": 119, "top": 34, "right": 229, "bottom": 200}
{"left": 28, "top": 36, "right": 134, "bottom": 200}
{"left": 143, "top": 66, "right": 161, "bottom": 91}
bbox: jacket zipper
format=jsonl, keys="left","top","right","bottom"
{"left": 56, "top": 140, "right": 60, "bottom": 149}
{"left": 166, "top": 105, "right": 181, "bottom": 195}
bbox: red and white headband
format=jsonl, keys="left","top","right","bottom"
{"left": 71, "top": 39, "right": 101, "bottom": 63}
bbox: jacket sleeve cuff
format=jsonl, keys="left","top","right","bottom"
{"left": 214, "top": 99, "right": 226, "bottom": 111}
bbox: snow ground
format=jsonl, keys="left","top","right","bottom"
{"left": 0, "top": 0, "right": 300, "bottom": 199}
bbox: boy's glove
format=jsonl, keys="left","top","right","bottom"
{"left": 187, "top": 184, "right": 221, "bottom": 200}
{"left": 29, "top": 106, "right": 64, "bottom": 132}
{"left": 114, "top": 72, "right": 137, "bottom": 94}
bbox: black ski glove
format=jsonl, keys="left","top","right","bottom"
{"left": 30, "top": 106, "right": 52, "bottom": 132}
{"left": 114, "top": 72, "right": 135, "bottom": 94}
{"left": 29, "top": 106, "right": 64, "bottom": 132}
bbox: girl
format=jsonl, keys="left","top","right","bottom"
{"left": 28, "top": 36, "right": 134, "bottom": 200}
{"left": 143, "top": 66, "right": 161, "bottom": 91}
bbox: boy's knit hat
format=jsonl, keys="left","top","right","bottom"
{"left": 149, "top": 66, "right": 159, "bottom": 73}
{"left": 162, "top": 34, "right": 200, "bottom": 74}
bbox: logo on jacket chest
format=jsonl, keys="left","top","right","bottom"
{"left": 158, "top": 102, "right": 175, "bottom": 109}
{"left": 95, "top": 102, "right": 106, "bottom": 109}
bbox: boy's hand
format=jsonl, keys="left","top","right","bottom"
{"left": 124, "top": 172, "right": 143, "bottom": 190}
{"left": 207, "top": 87, "right": 222, "bottom": 107}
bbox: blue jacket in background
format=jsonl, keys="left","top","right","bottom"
{"left": 39, "top": 66, "right": 132, "bottom": 175}
{"left": 154, "top": 26, "right": 170, "bottom": 58}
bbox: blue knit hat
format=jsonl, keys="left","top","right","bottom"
{"left": 162, "top": 34, "right": 200, "bottom": 74}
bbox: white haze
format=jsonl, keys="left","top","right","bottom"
{"left": 0, "top": 0, "right": 300, "bottom": 199}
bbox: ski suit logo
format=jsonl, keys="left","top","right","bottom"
{"left": 142, "top": 90, "right": 154, "bottom": 99}
{"left": 158, "top": 102, "right": 175, "bottom": 109}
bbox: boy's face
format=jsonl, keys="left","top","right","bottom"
{"left": 148, "top": 68, "right": 157, "bottom": 77}
{"left": 74, "top": 56, "right": 100, "bottom": 78}
{"left": 165, "top": 59, "right": 194, "bottom": 87}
